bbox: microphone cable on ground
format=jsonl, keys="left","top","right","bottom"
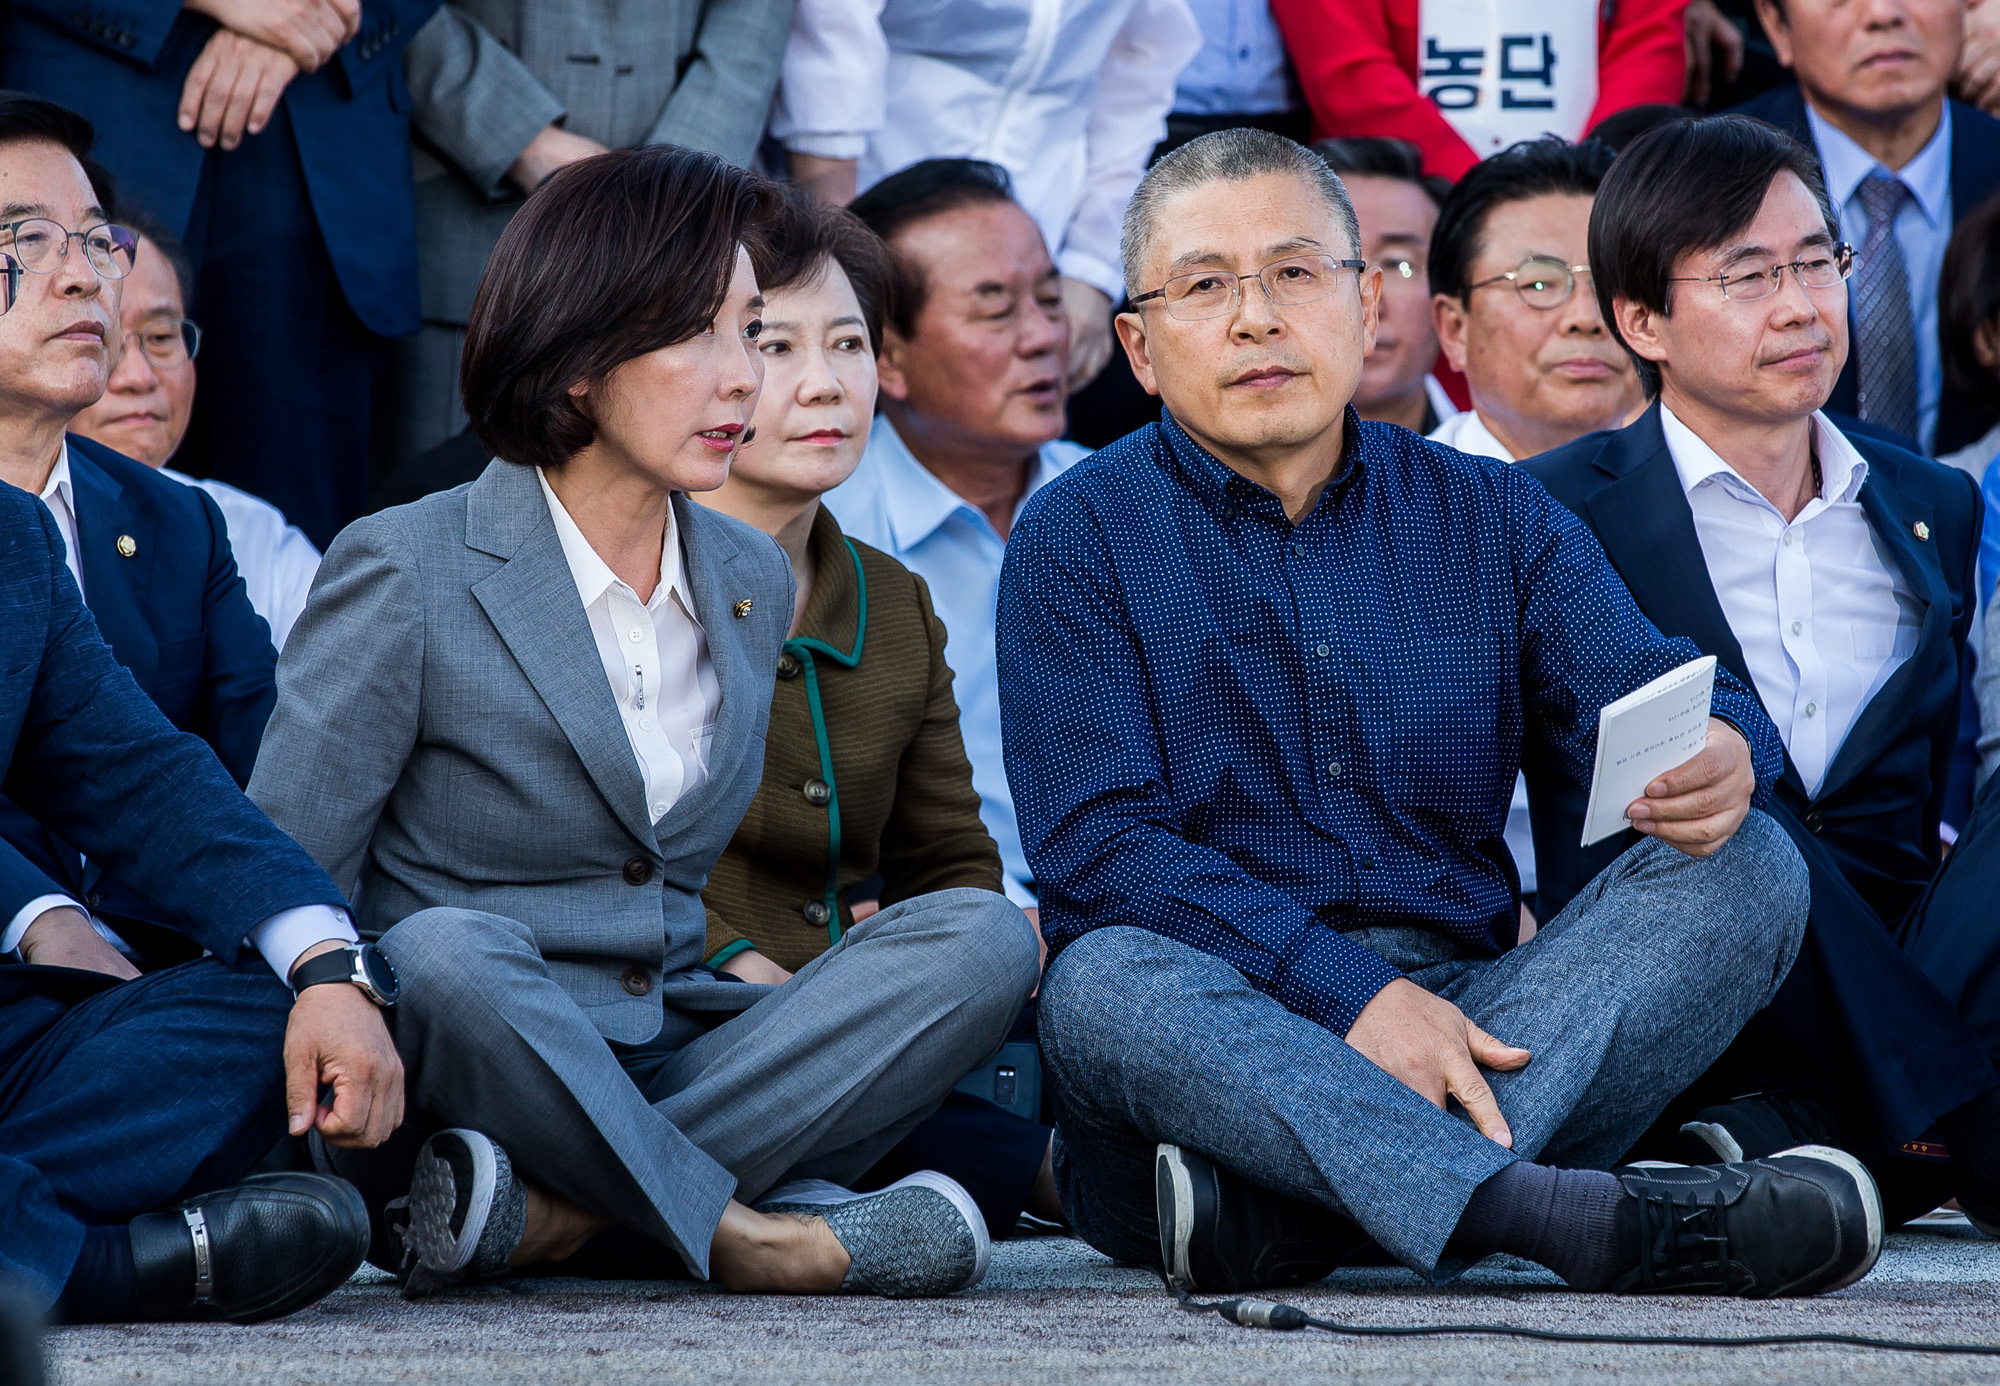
{"left": 1167, "top": 1281, "right": 2000, "bottom": 1357}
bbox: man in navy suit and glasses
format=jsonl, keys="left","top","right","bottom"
{"left": 0, "top": 91, "right": 404, "bottom": 1326}
{"left": 1525, "top": 113, "right": 2000, "bottom": 1231}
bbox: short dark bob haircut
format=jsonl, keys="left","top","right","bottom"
{"left": 848, "top": 158, "right": 1016, "bottom": 340}
{"left": 1310, "top": 136, "right": 1451, "bottom": 209}
{"left": 751, "top": 179, "right": 892, "bottom": 354}
{"left": 1941, "top": 189, "right": 2000, "bottom": 397}
{"left": 1428, "top": 135, "right": 1616, "bottom": 301}
{"left": 462, "top": 145, "right": 778, "bottom": 471}
{"left": 1590, "top": 115, "right": 1837, "bottom": 399}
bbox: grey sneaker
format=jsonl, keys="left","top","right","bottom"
{"left": 756, "top": 1171, "right": 990, "bottom": 1297}
{"left": 395, "top": 1129, "right": 529, "bottom": 1300}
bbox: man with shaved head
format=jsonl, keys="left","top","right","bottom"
{"left": 997, "top": 128, "right": 1879, "bottom": 1301}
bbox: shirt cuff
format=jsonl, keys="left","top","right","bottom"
{"left": 250, "top": 905, "right": 359, "bottom": 985}
{"left": 1272, "top": 924, "right": 1403, "bottom": 1038}
{"left": 3, "top": 893, "right": 84, "bottom": 955}
{"left": 1055, "top": 248, "right": 1127, "bottom": 305}
{"left": 782, "top": 132, "right": 869, "bottom": 160}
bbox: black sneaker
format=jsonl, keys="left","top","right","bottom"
{"left": 1678, "top": 1090, "right": 1845, "bottom": 1164}
{"left": 129, "top": 1173, "right": 370, "bottom": 1324}
{"left": 1609, "top": 1145, "right": 1882, "bottom": 1297}
{"left": 1155, "top": 1144, "right": 1366, "bottom": 1293}
{"left": 394, "top": 1129, "right": 530, "bottom": 1300}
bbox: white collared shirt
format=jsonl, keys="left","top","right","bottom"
{"left": 1662, "top": 405, "right": 1921, "bottom": 796}
{"left": 164, "top": 470, "right": 321, "bottom": 650}
{"left": 1805, "top": 101, "right": 1953, "bottom": 453}
{"left": 538, "top": 470, "right": 719, "bottom": 824}
{"left": 823, "top": 416, "right": 1087, "bottom": 905}
{"left": 37, "top": 444, "right": 83, "bottom": 597}
{"left": 1426, "top": 407, "right": 1537, "bottom": 891}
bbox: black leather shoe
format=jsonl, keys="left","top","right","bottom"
{"left": 1609, "top": 1146, "right": 1882, "bottom": 1297}
{"left": 1155, "top": 1143, "right": 1367, "bottom": 1293}
{"left": 129, "top": 1173, "right": 370, "bottom": 1323}
{"left": 1678, "top": 1089, "right": 1845, "bottom": 1164}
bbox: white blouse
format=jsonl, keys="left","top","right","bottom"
{"left": 771, "top": 0, "right": 1202, "bottom": 300}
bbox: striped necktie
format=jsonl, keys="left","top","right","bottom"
{"left": 1852, "top": 174, "right": 1919, "bottom": 443}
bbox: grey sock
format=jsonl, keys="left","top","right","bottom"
{"left": 1451, "top": 1161, "right": 1623, "bottom": 1290}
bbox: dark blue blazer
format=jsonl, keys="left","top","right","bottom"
{"left": 0, "top": 0, "right": 438, "bottom": 337}
{"left": 0, "top": 482, "right": 343, "bottom": 1000}
{"left": 1730, "top": 85, "right": 2000, "bottom": 458}
{"left": 0, "top": 435, "right": 278, "bottom": 937}
{"left": 1522, "top": 404, "right": 1978, "bottom": 929}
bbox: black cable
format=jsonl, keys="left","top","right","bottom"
{"left": 1167, "top": 1282, "right": 2000, "bottom": 1357}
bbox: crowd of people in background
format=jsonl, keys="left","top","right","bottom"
{"left": 4, "top": 0, "right": 2000, "bottom": 1340}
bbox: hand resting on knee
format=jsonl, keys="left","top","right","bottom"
{"left": 1345, "top": 978, "right": 1531, "bottom": 1148}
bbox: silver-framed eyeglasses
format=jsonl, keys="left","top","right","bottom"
{"left": 1, "top": 218, "right": 138, "bottom": 280}
{"left": 1667, "top": 242, "right": 1854, "bottom": 302}
{"left": 1467, "top": 257, "right": 1592, "bottom": 310}
{"left": 117, "top": 314, "right": 202, "bottom": 368}
{"left": 1131, "top": 253, "right": 1368, "bottom": 321}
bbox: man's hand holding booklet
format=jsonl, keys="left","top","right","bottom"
{"left": 1581, "top": 656, "right": 1756, "bottom": 859}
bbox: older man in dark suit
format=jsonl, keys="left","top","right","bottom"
{"left": 1525, "top": 115, "right": 2000, "bottom": 1229}
{"left": 1, "top": 0, "right": 438, "bottom": 545}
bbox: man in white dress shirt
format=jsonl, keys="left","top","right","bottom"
{"left": 71, "top": 215, "right": 320, "bottom": 648}
{"left": 1526, "top": 113, "right": 2000, "bottom": 1230}
{"left": 829, "top": 162, "right": 1089, "bottom": 920}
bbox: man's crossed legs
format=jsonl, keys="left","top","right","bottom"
{"left": 1040, "top": 813, "right": 1884, "bottom": 1296}
{"left": 331, "top": 887, "right": 1041, "bottom": 1299}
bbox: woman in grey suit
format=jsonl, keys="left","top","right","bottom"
{"left": 248, "top": 147, "right": 1038, "bottom": 1300}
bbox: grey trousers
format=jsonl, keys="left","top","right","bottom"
{"left": 345, "top": 887, "right": 1039, "bottom": 1277}
{"left": 1037, "top": 811, "right": 1810, "bottom": 1279}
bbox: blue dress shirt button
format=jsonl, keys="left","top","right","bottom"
{"left": 1326, "top": 760, "right": 1343, "bottom": 777}
{"left": 1290, "top": 542, "right": 1304, "bottom": 558}
{"left": 1315, "top": 642, "right": 1330, "bottom": 658}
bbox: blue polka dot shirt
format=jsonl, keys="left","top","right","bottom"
{"left": 997, "top": 408, "right": 1783, "bottom": 1036}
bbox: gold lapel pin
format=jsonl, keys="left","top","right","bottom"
{"left": 733, "top": 598, "right": 754, "bottom": 618}
{"left": 115, "top": 534, "right": 137, "bottom": 558}
{"left": 1913, "top": 521, "right": 1931, "bottom": 542}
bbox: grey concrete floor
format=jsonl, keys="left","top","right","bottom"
{"left": 44, "top": 1218, "right": 2000, "bottom": 1386}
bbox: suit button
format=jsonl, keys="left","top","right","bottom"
{"left": 776, "top": 652, "right": 801, "bottom": 679}
{"left": 802, "top": 900, "right": 831, "bottom": 926}
{"left": 623, "top": 857, "right": 653, "bottom": 885}
{"left": 620, "top": 966, "right": 652, "bottom": 996}
{"left": 85, "top": 891, "right": 102, "bottom": 908}
{"left": 803, "top": 778, "right": 832, "bottom": 806}
{"left": 1805, "top": 811, "right": 1825, "bottom": 834}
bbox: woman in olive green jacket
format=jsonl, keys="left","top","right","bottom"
{"left": 698, "top": 186, "right": 1059, "bottom": 1235}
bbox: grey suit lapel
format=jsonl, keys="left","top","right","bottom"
{"left": 465, "top": 462, "right": 659, "bottom": 853}
{"left": 652, "top": 494, "right": 758, "bottom": 844}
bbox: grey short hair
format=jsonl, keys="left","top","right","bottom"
{"left": 1120, "top": 128, "right": 1362, "bottom": 298}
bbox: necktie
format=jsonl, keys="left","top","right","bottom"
{"left": 1851, "top": 174, "right": 1918, "bottom": 443}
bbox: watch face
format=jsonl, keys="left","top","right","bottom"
{"left": 360, "top": 945, "right": 401, "bottom": 1004}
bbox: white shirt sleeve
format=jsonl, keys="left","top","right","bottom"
{"left": 248, "top": 904, "right": 359, "bottom": 986}
{"left": 1056, "top": 0, "right": 1202, "bottom": 299}
{"left": 770, "top": 0, "right": 890, "bottom": 157}
{"left": 263, "top": 526, "right": 323, "bottom": 652}
{"left": 2, "top": 893, "right": 85, "bottom": 954}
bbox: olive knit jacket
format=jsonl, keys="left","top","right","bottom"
{"left": 702, "top": 504, "right": 1005, "bottom": 971}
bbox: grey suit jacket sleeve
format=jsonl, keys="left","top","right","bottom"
{"left": 248, "top": 515, "right": 426, "bottom": 900}
{"left": 405, "top": 4, "right": 567, "bottom": 197}
{"left": 642, "top": 0, "right": 798, "bottom": 163}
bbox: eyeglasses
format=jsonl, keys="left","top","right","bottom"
{"left": 0, "top": 255, "right": 17, "bottom": 315}
{"left": 117, "top": 315, "right": 202, "bottom": 368}
{"left": 1131, "top": 253, "right": 1369, "bottom": 321}
{"left": 1668, "top": 243, "right": 1855, "bottom": 302}
{"left": 0, "top": 218, "right": 138, "bottom": 280}
{"left": 1467, "top": 257, "right": 1592, "bottom": 310}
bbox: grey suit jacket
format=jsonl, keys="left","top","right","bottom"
{"left": 249, "top": 459, "right": 793, "bottom": 1044}
{"left": 404, "top": 0, "right": 795, "bottom": 327}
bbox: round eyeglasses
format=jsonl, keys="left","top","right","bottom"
{"left": 1131, "top": 253, "right": 1369, "bottom": 321}
{"left": 1467, "top": 256, "right": 1592, "bottom": 310}
{"left": 1667, "top": 243, "right": 1855, "bottom": 302}
{"left": 117, "top": 315, "right": 202, "bottom": 368}
{"left": 2, "top": 218, "right": 138, "bottom": 280}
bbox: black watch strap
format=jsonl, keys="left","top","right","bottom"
{"left": 291, "top": 945, "right": 396, "bottom": 1007}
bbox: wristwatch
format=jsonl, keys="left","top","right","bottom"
{"left": 291, "top": 943, "right": 400, "bottom": 1008}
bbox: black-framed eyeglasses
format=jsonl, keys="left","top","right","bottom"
{"left": 1667, "top": 242, "right": 1855, "bottom": 302}
{"left": 0, "top": 218, "right": 138, "bottom": 280}
{"left": 1467, "top": 256, "right": 1592, "bottom": 310}
{"left": 117, "top": 315, "right": 202, "bottom": 368}
{"left": 1131, "top": 253, "right": 1369, "bottom": 321}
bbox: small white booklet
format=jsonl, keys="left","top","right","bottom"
{"left": 1581, "top": 655, "right": 1718, "bottom": 846}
